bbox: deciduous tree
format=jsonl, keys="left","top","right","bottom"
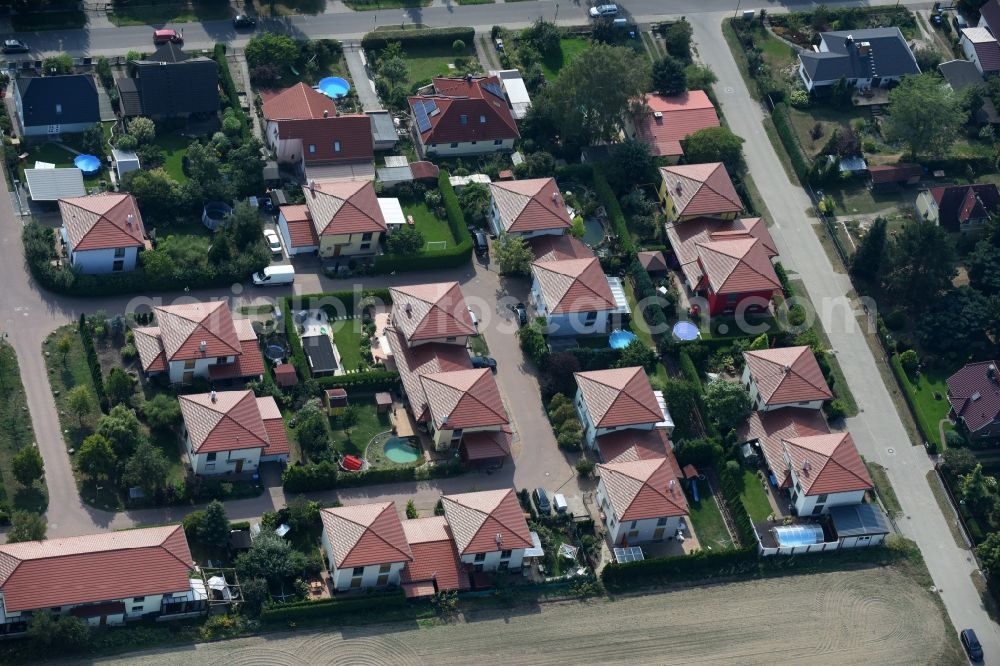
{"left": 141, "top": 393, "right": 182, "bottom": 430}
{"left": 494, "top": 233, "right": 534, "bottom": 276}
{"left": 122, "top": 440, "right": 169, "bottom": 496}
{"left": 884, "top": 74, "right": 962, "bottom": 160}
{"left": 66, "top": 385, "right": 94, "bottom": 426}
{"left": 98, "top": 404, "right": 144, "bottom": 457}
{"left": 7, "top": 510, "right": 46, "bottom": 543}
{"left": 652, "top": 55, "right": 687, "bottom": 97}
{"left": 77, "top": 433, "right": 117, "bottom": 481}
{"left": 704, "top": 380, "right": 752, "bottom": 430}
{"left": 387, "top": 226, "right": 425, "bottom": 255}
{"left": 682, "top": 126, "right": 745, "bottom": 171}
{"left": 883, "top": 221, "right": 956, "bottom": 311}
{"left": 11, "top": 446, "right": 43, "bottom": 487}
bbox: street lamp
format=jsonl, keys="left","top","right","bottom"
{"left": 555, "top": 3, "right": 559, "bottom": 22}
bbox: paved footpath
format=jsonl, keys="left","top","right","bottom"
{"left": 690, "top": 12, "right": 1000, "bottom": 663}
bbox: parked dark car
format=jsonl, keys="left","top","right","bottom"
{"left": 471, "top": 355, "right": 497, "bottom": 371}
{"left": 961, "top": 629, "right": 984, "bottom": 662}
{"left": 474, "top": 230, "right": 489, "bottom": 256}
{"left": 512, "top": 303, "right": 528, "bottom": 327}
{"left": 2, "top": 39, "right": 28, "bottom": 54}
{"left": 533, "top": 488, "right": 551, "bottom": 514}
{"left": 233, "top": 14, "right": 257, "bottom": 29}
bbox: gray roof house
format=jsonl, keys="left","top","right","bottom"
{"left": 939, "top": 59, "right": 1000, "bottom": 124}
{"left": 13, "top": 74, "right": 100, "bottom": 136}
{"left": 798, "top": 28, "right": 920, "bottom": 93}
{"left": 117, "top": 43, "right": 219, "bottom": 118}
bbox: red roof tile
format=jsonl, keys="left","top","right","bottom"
{"left": 783, "top": 433, "right": 873, "bottom": 496}
{"left": 461, "top": 426, "right": 513, "bottom": 461}
{"left": 303, "top": 179, "right": 385, "bottom": 235}
{"left": 737, "top": 409, "right": 831, "bottom": 478}
{"left": 660, "top": 163, "right": 743, "bottom": 217}
{"left": 257, "top": 396, "right": 290, "bottom": 457}
{"left": 262, "top": 83, "right": 337, "bottom": 120}
{"left": 0, "top": 525, "right": 193, "bottom": 613}
{"left": 983, "top": 0, "right": 1000, "bottom": 34}
{"left": 278, "top": 115, "right": 374, "bottom": 164}
{"left": 963, "top": 27, "right": 1000, "bottom": 72}
{"left": 153, "top": 301, "right": 242, "bottom": 362}
{"left": 386, "top": 327, "right": 472, "bottom": 422}
{"left": 179, "top": 390, "right": 269, "bottom": 454}
{"left": 420, "top": 368, "right": 508, "bottom": 430}
{"left": 441, "top": 489, "right": 532, "bottom": 555}
{"left": 868, "top": 163, "right": 922, "bottom": 184}
{"left": 409, "top": 76, "right": 519, "bottom": 145}
{"left": 743, "top": 346, "right": 833, "bottom": 406}
{"left": 666, "top": 217, "right": 776, "bottom": 291}
{"left": 321, "top": 502, "right": 413, "bottom": 568}
{"left": 597, "top": 456, "right": 688, "bottom": 521}
{"left": 635, "top": 91, "right": 720, "bottom": 157}
{"left": 696, "top": 234, "right": 781, "bottom": 295}
{"left": 947, "top": 361, "right": 1000, "bottom": 434}
{"left": 489, "top": 178, "right": 572, "bottom": 233}
{"left": 637, "top": 250, "right": 667, "bottom": 272}
{"left": 531, "top": 257, "right": 615, "bottom": 314}
{"left": 400, "top": 516, "right": 470, "bottom": 593}
{"left": 390, "top": 282, "right": 476, "bottom": 343}
{"left": 59, "top": 193, "right": 146, "bottom": 252}
{"left": 575, "top": 367, "right": 663, "bottom": 428}
{"left": 597, "top": 428, "right": 671, "bottom": 463}
{"left": 132, "top": 326, "right": 166, "bottom": 373}
{"left": 409, "top": 160, "right": 440, "bottom": 180}
{"left": 279, "top": 204, "right": 320, "bottom": 248}
{"left": 528, "top": 234, "right": 594, "bottom": 263}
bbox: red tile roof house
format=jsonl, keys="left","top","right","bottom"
{"left": 389, "top": 282, "right": 477, "bottom": 349}
{"left": 773, "top": 432, "right": 872, "bottom": 516}
{"left": 596, "top": 455, "right": 688, "bottom": 546}
{"left": 58, "top": 193, "right": 148, "bottom": 274}
{"left": 658, "top": 162, "right": 743, "bottom": 222}
{"left": 488, "top": 177, "right": 573, "bottom": 239}
{"left": 916, "top": 183, "right": 1000, "bottom": 234}
{"left": 408, "top": 76, "right": 519, "bottom": 157}
{"left": 530, "top": 257, "right": 619, "bottom": 337}
{"left": 132, "top": 302, "right": 264, "bottom": 385}
{"left": 0, "top": 525, "right": 203, "bottom": 633}
{"left": 399, "top": 516, "right": 472, "bottom": 598}
{"left": 261, "top": 83, "right": 374, "bottom": 182}
{"left": 276, "top": 180, "right": 386, "bottom": 258}
{"left": 529, "top": 234, "right": 594, "bottom": 263}
{"left": 665, "top": 217, "right": 780, "bottom": 316}
{"left": 947, "top": 361, "right": 1000, "bottom": 439}
{"left": 441, "top": 489, "right": 532, "bottom": 573}
{"left": 628, "top": 91, "right": 720, "bottom": 162}
{"left": 574, "top": 366, "right": 672, "bottom": 450}
{"left": 420, "top": 368, "right": 511, "bottom": 458}
{"left": 320, "top": 502, "right": 413, "bottom": 591}
{"left": 742, "top": 346, "right": 833, "bottom": 412}
{"left": 179, "top": 390, "right": 289, "bottom": 475}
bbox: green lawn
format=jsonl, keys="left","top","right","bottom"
{"left": 330, "top": 400, "right": 392, "bottom": 458}
{"left": 740, "top": 469, "right": 773, "bottom": 523}
{"left": 0, "top": 343, "right": 45, "bottom": 513}
{"left": 11, "top": 10, "right": 86, "bottom": 30}
{"left": 153, "top": 133, "right": 192, "bottom": 184}
{"left": 865, "top": 461, "right": 902, "bottom": 518}
{"left": 404, "top": 44, "right": 476, "bottom": 88}
{"left": 623, "top": 278, "right": 656, "bottom": 349}
{"left": 684, "top": 484, "right": 733, "bottom": 551}
{"left": 468, "top": 334, "right": 490, "bottom": 356}
{"left": 539, "top": 37, "right": 590, "bottom": 81}
{"left": 19, "top": 142, "right": 111, "bottom": 187}
{"left": 891, "top": 355, "right": 953, "bottom": 449}
{"left": 330, "top": 318, "right": 366, "bottom": 372}
{"left": 109, "top": 1, "right": 232, "bottom": 27}
{"left": 43, "top": 327, "right": 103, "bottom": 452}
{"left": 401, "top": 200, "right": 457, "bottom": 247}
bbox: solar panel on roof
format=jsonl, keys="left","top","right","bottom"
{"left": 482, "top": 81, "right": 504, "bottom": 99}
{"left": 414, "top": 102, "right": 432, "bottom": 133}
{"left": 424, "top": 99, "right": 438, "bottom": 113}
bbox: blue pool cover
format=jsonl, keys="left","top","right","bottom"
{"left": 672, "top": 321, "right": 700, "bottom": 341}
{"left": 74, "top": 154, "right": 101, "bottom": 174}
{"left": 317, "top": 77, "right": 350, "bottom": 98}
{"left": 609, "top": 330, "right": 638, "bottom": 349}
{"left": 773, "top": 524, "right": 825, "bottom": 547}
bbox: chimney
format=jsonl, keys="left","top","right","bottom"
{"left": 783, "top": 364, "right": 791, "bottom": 374}
{"left": 199, "top": 340, "right": 207, "bottom": 353}
{"left": 675, "top": 182, "right": 682, "bottom": 195}
{"left": 495, "top": 533, "right": 503, "bottom": 548}
{"left": 126, "top": 213, "right": 133, "bottom": 227}
{"left": 309, "top": 180, "right": 317, "bottom": 196}
{"left": 323, "top": 109, "right": 329, "bottom": 118}
{"left": 404, "top": 303, "right": 413, "bottom": 317}
{"left": 210, "top": 390, "right": 217, "bottom": 403}
{"left": 668, "top": 479, "right": 677, "bottom": 494}
{"left": 802, "top": 460, "right": 811, "bottom": 475}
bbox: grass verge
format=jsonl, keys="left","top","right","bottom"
{"left": 864, "top": 461, "right": 901, "bottom": 518}
{"left": 925, "top": 469, "right": 970, "bottom": 550}
{"left": 109, "top": 2, "right": 231, "bottom": 26}
{"left": 11, "top": 10, "right": 86, "bottom": 30}
{"left": 0, "top": 342, "right": 46, "bottom": 513}
{"left": 890, "top": 355, "right": 952, "bottom": 450}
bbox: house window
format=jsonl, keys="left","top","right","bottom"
{"left": 498, "top": 560, "right": 509, "bottom": 570}
{"left": 379, "top": 563, "right": 391, "bottom": 573}
{"left": 451, "top": 429, "right": 463, "bottom": 441}
{"left": 184, "top": 359, "right": 196, "bottom": 369}
{"left": 113, "top": 260, "right": 124, "bottom": 272}
{"left": 360, "top": 243, "right": 371, "bottom": 250}
{"left": 353, "top": 567, "right": 365, "bottom": 576}
{"left": 446, "top": 336, "right": 456, "bottom": 342}
{"left": 450, "top": 142, "right": 459, "bottom": 148}
{"left": 334, "top": 141, "right": 341, "bottom": 152}
{"left": 500, "top": 550, "right": 512, "bottom": 559}
{"left": 480, "top": 115, "right": 486, "bottom": 124}
{"left": 584, "top": 311, "right": 597, "bottom": 324}
{"left": 494, "top": 139, "right": 502, "bottom": 146}
{"left": 206, "top": 452, "right": 217, "bottom": 462}
{"left": 133, "top": 597, "right": 145, "bottom": 602}
{"left": 308, "top": 144, "right": 316, "bottom": 153}
{"left": 627, "top": 529, "right": 639, "bottom": 539}
{"left": 362, "top": 232, "right": 373, "bottom": 241}
{"left": 471, "top": 141, "right": 477, "bottom": 145}
{"left": 350, "top": 577, "right": 363, "bottom": 588}
{"left": 657, "top": 517, "right": 668, "bottom": 526}
{"left": 474, "top": 553, "right": 486, "bottom": 563}
{"left": 132, "top": 606, "right": 143, "bottom": 614}
{"left": 376, "top": 573, "right": 390, "bottom": 586}
{"left": 727, "top": 293, "right": 738, "bottom": 304}
{"left": 816, "top": 494, "right": 828, "bottom": 504}
{"left": 630, "top": 521, "right": 637, "bottom": 529}
{"left": 114, "top": 247, "right": 126, "bottom": 258}
{"left": 55, "top": 104, "right": 62, "bottom": 114}
{"left": 460, "top": 114, "right": 468, "bottom": 125}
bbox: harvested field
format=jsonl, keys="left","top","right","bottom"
{"left": 98, "top": 567, "right": 957, "bottom": 665}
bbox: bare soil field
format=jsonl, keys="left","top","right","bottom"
{"left": 95, "top": 567, "right": 960, "bottom": 666}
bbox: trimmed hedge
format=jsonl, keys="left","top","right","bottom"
{"left": 719, "top": 463, "right": 757, "bottom": 547}
{"left": 315, "top": 370, "right": 401, "bottom": 392}
{"left": 593, "top": 170, "right": 636, "bottom": 256}
{"left": 602, "top": 548, "right": 758, "bottom": 589}
{"left": 78, "top": 314, "right": 108, "bottom": 412}
{"left": 770, "top": 103, "right": 809, "bottom": 184}
{"left": 774, "top": 261, "right": 793, "bottom": 298}
{"left": 284, "top": 305, "right": 309, "bottom": 380}
{"left": 628, "top": 258, "right": 668, "bottom": 339}
{"left": 373, "top": 172, "right": 472, "bottom": 273}
{"left": 213, "top": 43, "right": 249, "bottom": 131}
{"left": 678, "top": 349, "right": 702, "bottom": 391}
{"left": 261, "top": 591, "right": 409, "bottom": 623}
{"left": 361, "top": 27, "right": 475, "bottom": 51}
{"left": 294, "top": 288, "right": 392, "bottom": 316}
{"left": 282, "top": 459, "right": 465, "bottom": 493}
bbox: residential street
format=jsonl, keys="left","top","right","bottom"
{"left": 688, "top": 13, "right": 1000, "bottom": 662}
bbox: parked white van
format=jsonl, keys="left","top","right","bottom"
{"left": 252, "top": 264, "right": 295, "bottom": 286}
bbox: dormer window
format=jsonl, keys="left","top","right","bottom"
{"left": 460, "top": 114, "right": 468, "bottom": 125}
{"left": 308, "top": 144, "right": 316, "bottom": 154}
{"left": 480, "top": 115, "right": 486, "bottom": 123}
{"left": 55, "top": 104, "right": 62, "bottom": 114}
{"left": 334, "top": 140, "right": 341, "bottom": 152}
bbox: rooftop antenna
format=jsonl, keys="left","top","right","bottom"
{"left": 210, "top": 390, "right": 217, "bottom": 403}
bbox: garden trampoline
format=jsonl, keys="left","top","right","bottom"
{"left": 74, "top": 154, "right": 101, "bottom": 176}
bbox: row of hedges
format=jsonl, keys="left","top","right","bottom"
{"left": 261, "top": 591, "right": 409, "bottom": 623}
{"left": 628, "top": 257, "right": 668, "bottom": 338}
{"left": 592, "top": 170, "right": 637, "bottom": 256}
{"left": 284, "top": 305, "right": 309, "bottom": 380}
{"left": 315, "top": 370, "right": 401, "bottom": 392}
{"left": 770, "top": 103, "right": 809, "bottom": 184}
{"left": 213, "top": 44, "right": 249, "bottom": 131}
{"left": 361, "top": 26, "right": 475, "bottom": 51}
{"left": 282, "top": 459, "right": 465, "bottom": 493}
{"left": 78, "top": 314, "right": 108, "bottom": 412}
{"left": 718, "top": 463, "right": 757, "bottom": 547}
{"left": 372, "top": 172, "right": 472, "bottom": 273}
{"left": 678, "top": 349, "right": 702, "bottom": 391}
{"left": 294, "top": 288, "right": 393, "bottom": 316}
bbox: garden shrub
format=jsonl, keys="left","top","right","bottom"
{"left": 260, "top": 592, "right": 409, "bottom": 623}
{"left": 78, "top": 314, "right": 108, "bottom": 412}
{"left": 718, "top": 463, "right": 756, "bottom": 546}
{"left": 824, "top": 399, "right": 848, "bottom": 421}
{"left": 770, "top": 102, "right": 810, "bottom": 183}
{"left": 361, "top": 27, "right": 475, "bottom": 52}
{"left": 314, "top": 371, "right": 400, "bottom": 392}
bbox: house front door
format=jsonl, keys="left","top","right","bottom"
{"left": 182, "top": 371, "right": 194, "bottom": 384}
{"left": 653, "top": 527, "right": 665, "bottom": 541}
{"left": 235, "top": 459, "right": 244, "bottom": 474}
{"left": 99, "top": 614, "right": 107, "bottom": 627}
{"left": 333, "top": 245, "right": 342, "bottom": 257}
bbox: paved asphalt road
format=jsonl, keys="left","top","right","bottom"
{"left": 2, "top": 0, "right": 993, "bottom": 660}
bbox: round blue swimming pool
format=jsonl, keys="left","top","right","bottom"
{"left": 384, "top": 437, "right": 420, "bottom": 464}
{"left": 317, "top": 76, "right": 351, "bottom": 99}
{"left": 673, "top": 321, "right": 700, "bottom": 341}
{"left": 74, "top": 154, "right": 101, "bottom": 175}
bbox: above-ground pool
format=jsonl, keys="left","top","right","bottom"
{"left": 74, "top": 154, "right": 101, "bottom": 175}
{"left": 384, "top": 437, "right": 420, "bottom": 464}
{"left": 773, "top": 524, "right": 825, "bottom": 547}
{"left": 581, "top": 218, "right": 604, "bottom": 245}
{"left": 202, "top": 201, "right": 232, "bottom": 230}
{"left": 264, "top": 344, "right": 285, "bottom": 361}
{"left": 609, "top": 330, "right": 638, "bottom": 349}
{"left": 317, "top": 77, "right": 350, "bottom": 98}
{"left": 672, "top": 321, "right": 701, "bottom": 341}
